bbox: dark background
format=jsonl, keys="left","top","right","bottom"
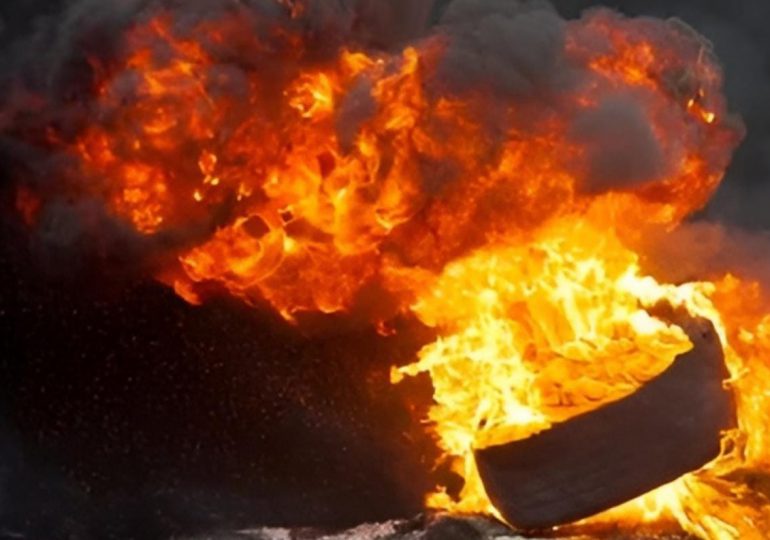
{"left": 0, "top": 1, "right": 769, "bottom": 538}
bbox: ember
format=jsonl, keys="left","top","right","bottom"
{"left": 3, "top": 0, "right": 769, "bottom": 538}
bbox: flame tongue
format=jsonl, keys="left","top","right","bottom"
{"left": 395, "top": 218, "right": 770, "bottom": 539}
{"left": 393, "top": 219, "right": 706, "bottom": 514}
{"left": 474, "top": 311, "right": 734, "bottom": 531}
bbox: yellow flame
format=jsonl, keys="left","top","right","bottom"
{"left": 394, "top": 218, "right": 770, "bottom": 539}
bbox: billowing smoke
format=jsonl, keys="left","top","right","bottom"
{"left": 0, "top": 0, "right": 435, "bottom": 273}
{"left": 551, "top": 0, "right": 770, "bottom": 293}
{"left": 432, "top": 0, "right": 569, "bottom": 97}
{"left": 554, "top": 0, "right": 770, "bottom": 231}
{"left": 637, "top": 222, "right": 770, "bottom": 286}
{"left": 0, "top": 0, "right": 742, "bottom": 313}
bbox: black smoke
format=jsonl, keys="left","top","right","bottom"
{"left": 550, "top": 0, "right": 770, "bottom": 298}
{"left": 0, "top": 0, "right": 738, "bottom": 278}
{"left": 550, "top": 0, "right": 770, "bottom": 230}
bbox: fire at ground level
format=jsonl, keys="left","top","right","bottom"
{"left": 184, "top": 514, "right": 702, "bottom": 540}
{"left": 2, "top": 232, "right": 769, "bottom": 539}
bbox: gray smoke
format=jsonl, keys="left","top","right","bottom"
{"left": 570, "top": 95, "right": 666, "bottom": 191}
{"left": 0, "top": 0, "right": 761, "bottom": 282}
{"left": 434, "top": 0, "right": 569, "bottom": 97}
{"left": 0, "top": 0, "right": 437, "bottom": 275}
{"left": 538, "top": 0, "right": 770, "bottom": 295}
{"left": 552, "top": 0, "right": 770, "bottom": 231}
{"left": 637, "top": 221, "right": 770, "bottom": 286}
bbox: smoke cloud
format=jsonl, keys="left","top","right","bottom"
{"left": 638, "top": 222, "right": 770, "bottom": 286}
{"left": 554, "top": 0, "right": 770, "bottom": 231}
{"left": 570, "top": 95, "right": 666, "bottom": 191}
{"left": 0, "top": 0, "right": 740, "bottom": 286}
{"left": 433, "top": 0, "right": 569, "bottom": 97}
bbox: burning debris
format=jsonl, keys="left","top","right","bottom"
{"left": 185, "top": 514, "right": 697, "bottom": 540}
{"left": 474, "top": 312, "right": 735, "bottom": 530}
{"left": 1, "top": 0, "right": 769, "bottom": 538}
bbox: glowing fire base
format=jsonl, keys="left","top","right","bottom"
{"left": 476, "top": 314, "right": 735, "bottom": 530}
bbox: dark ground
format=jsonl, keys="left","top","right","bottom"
{"left": 0, "top": 215, "right": 437, "bottom": 538}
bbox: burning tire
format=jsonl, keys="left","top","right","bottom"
{"left": 476, "top": 314, "right": 735, "bottom": 530}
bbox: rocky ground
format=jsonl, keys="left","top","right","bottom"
{"left": 181, "top": 514, "right": 696, "bottom": 540}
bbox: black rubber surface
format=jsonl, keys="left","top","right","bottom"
{"left": 476, "top": 316, "right": 736, "bottom": 530}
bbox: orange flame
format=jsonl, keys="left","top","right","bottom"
{"left": 15, "top": 186, "right": 42, "bottom": 226}
{"left": 393, "top": 220, "right": 770, "bottom": 538}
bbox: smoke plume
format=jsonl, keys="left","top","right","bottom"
{"left": 0, "top": 0, "right": 742, "bottom": 300}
